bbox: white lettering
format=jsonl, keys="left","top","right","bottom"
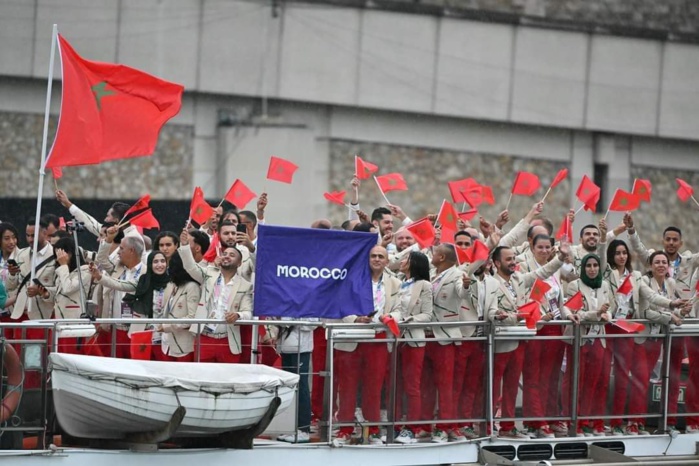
{"left": 276, "top": 264, "right": 349, "bottom": 281}
{"left": 289, "top": 266, "right": 300, "bottom": 277}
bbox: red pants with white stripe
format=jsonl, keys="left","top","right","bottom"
{"left": 454, "top": 340, "right": 485, "bottom": 428}
{"left": 493, "top": 345, "right": 524, "bottom": 431}
{"left": 420, "top": 341, "right": 456, "bottom": 430}
{"left": 311, "top": 327, "right": 327, "bottom": 421}
{"left": 395, "top": 344, "right": 425, "bottom": 433}
{"left": 523, "top": 326, "right": 565, "bottom": 429}
{"left": 336, "top": 334, "right": 389, "bottom": 435}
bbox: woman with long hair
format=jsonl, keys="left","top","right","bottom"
{"left": 393, "top": 251, "right": 433, "bottom": 444}
{"left": 156, "top": 252, "right": 201, "bottom": 362}
{"left": 604, "top": 240, "right": 684, "bottom": 435}
{"left": 0, "top": 223, "right": 19, "bottom": 320}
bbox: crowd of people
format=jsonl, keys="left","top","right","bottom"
{"left": 0, "top": 176, "right": 698, "bottom": 447}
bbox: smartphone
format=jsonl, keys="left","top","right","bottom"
{"left": 7, "top": 259, "right": 18, "bottom": 267}
{"left": 236, "top": 224, "right": 247, "bottom": 233}
{"left": 32, "top": 278, "right": 45, "bottom": 288}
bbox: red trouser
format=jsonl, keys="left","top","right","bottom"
{"left": 198, "top": 334, "right": 241, "bottom": 363}
{"left": 667, "top": 337, "right": 685, "bottom": 426}
{"left": 523, "top": 326, "right": 565, "bottom": 429}
{"left": 454, "top": 341, "right": 485, "bottom": 428}
{"left": 562, "top": 341, "right": 605, "bottom": 429}
{"left": 395, "top": 344, "right": 425, "bottom": 432}
{"left": 686, "top": 337, "right": 699, "bottom": 426}
{"left": 610, "top": 337, "right": 635, "bottom": 427}
{"left": 311, "top": 327, "right": 327, "bottom": 421}
{"left": 11, "top": 315, "right": 52, "bottom": 389}
{"left": 96, "top": 328, "right": 131, "bottom": 358}
{"left": 420, "top": 341, "right": 456, "bottom": 430}
{"left": 493, "top": 345, "right": 524, "bottom": 431}
{"left": 336, "top": 334, "right": 389, "bottom": 435}
{"left": 628, "top": 339, "right": 661, "bottom": 426}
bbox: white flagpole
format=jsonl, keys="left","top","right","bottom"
{"left": 30, "top": 24, "right": 58, "bottom": 286}
{"left": 373, "top": 176, "right": 391, "bottom": 205}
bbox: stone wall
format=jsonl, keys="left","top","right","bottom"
{"left": 0, "top": 111, "right": 194, "bottom": 200}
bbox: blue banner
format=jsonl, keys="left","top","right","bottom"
{"left": 254, "top": 225, "right": 376, "bottom": 318}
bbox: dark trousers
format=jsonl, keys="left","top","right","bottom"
{"left": 282, "top": 352, "right": 312, "bottom": 433}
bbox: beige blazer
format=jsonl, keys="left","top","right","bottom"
{"left": 161, "top": 281, "right": 201, "bottom": 357}
{"left": 95, "top": 241, "right": 140, "bottom": 319}
{"left": 8, "top": 245, "right": 56, "bottom": 320}
{"left": 635, "top": 276, "right": 680, "bottom": 343}
{"left": 47, "top": 264, "right": 91, "bottom": 319}
{"left": 399, "top": 280, "right": 433, "bottom": 348}
{"left": 459, "top": 274, "right": 499, "bottom": 338}
{"left": 430, "top": 266, "right": 466, "bottom": 345}
{"left": 562, "top": 280, "right": 612, "bottom": 348}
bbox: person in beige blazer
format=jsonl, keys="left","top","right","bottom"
{"left": 393, "top": 251, "right": 433, "bottom": 445}
{"left": 179, "top": 239, "right": 253, "bottom": 363}
{"left": 334, "top": 245, "right": 401, "bottom": 446}
{"left": 487, "top": 243, "right": 569, "bottom": 439}
{"left": 155, "top": 252, "right": 200, "bottom": 361}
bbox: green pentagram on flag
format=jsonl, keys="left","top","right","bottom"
{"left": 446, "top": 213, "right": 454, "bottom": 223}
{"left": 275, "top": 165, "right": 286, "bottom": 174}
{"left": 364, "top": 167, "right": 371, "bottom": 175}
{"left": 638, "top": 186, "right": 646, "bottom": 194}
{"left": 195, "top": 207, "right": 203, "bottom": 215}
{"left": 388, "top": 178, "right": 397, "bottom": 186}
{"left": 91, "top": 81, "right": 116, "bottom": 110}
{"left": 582, "top": 188, "right": 591, "bottom": 196}
{"left": 620, "top": 198, "right": 628, "bottom": 206}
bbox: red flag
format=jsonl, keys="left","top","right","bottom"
{"left": 130, "top": 330, "right": 153, "bottom": 360}
{"left": 632, "top": 179, "right": 652, "bottom": 203}
{"left": 82, "top": 333, "right": 104, "bottom": 357}
{"left": 383, "top": 315, "right": 400, "bottom": 337}
{"left": 455, "top": 246, "right": 471, "bottom": 266}
{"left": 52, "top": 167, "right": 63, "bottom": 179}
{"left": 550, "top": 168, "right": 568, "bottom": 188}
{"left": 609, "top": 189, "right": 641, "bottom": 212}
{"left": 458, "top": 208, "right": 478, "bottom": 222}
{"left": 323, "top": 191, "right": 346, "bottom": 206}
{"left": 128, "top": 208, "right": 159, "bottom": 230}
{"left": 447, "top": 178, "right": 478, "bottom": 204}
{"left": 462, "top": 186, "right": 484, "bottom": 207}
{"left": 223, "top": 179, "right": 257, "bottom": 210}
{"left": 440, "top": 225, "right": 457, "bottom": 245}
{"left": 613, "top": 319, "right": 645, "bottom": 334}
{"left": 576, "top": 175, "right": 601, "bottom": 211}
{"left": 190, "top": 187, "right": 213, "bottom": 226}
{"left": 555, "top": 215, "right": 573, "bottom": 242}
{"left": 564, "top": 291, "right": 584, "bottom": 311}
{"left": 355, "top": 156, "right": 378, "bottom": 180}
{"left": 267, "top": 156, "right": 298, "bottom": 184}
{"left": 511, "top": 171, "right": 541, "bottom": 196}
{"left": 617, "top": 275, "right": 633, "bottom": 295}
{"left": 45, "top": 35, "right": 183, "bottom": 168}
{"left": 677, "top": 178, "right": 694, "bottom": 202}
{"left": 437, "top": 200, "right": 458, "bottom": 231}
{"left": 518, "top": 301, "right": 542, "bottom": 329}
{"left": 405, "top": 218, "right": 436, "bottom": 249}
{"left": 481, "top": 185, "right": 496, "bottom": 205}
{"left": 376, "top": 173, "right": 408, "bottom": 193}
{"left": 530, "top": 279, "right": 551, "bottom": 303}
{"left": 59, "top": 217, "right": 66, "bottom": 230}
{"left": 468, "top": 239, "right": 490, "bottom": 263}
{"left": 123, "top": 194, "right": 151, "bottom": 218}
{"left": 203, "top": 232, "right": 219, "bottom": 263}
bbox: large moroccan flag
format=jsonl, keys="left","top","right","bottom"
{"left": 45, "top": 35, "right": 184, "bottom": 168}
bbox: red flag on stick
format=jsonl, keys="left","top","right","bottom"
{"left": 45, "top": 35, "right": 183, "bottom": 168}
{"left": 481, "top": 185, "right": 496, "bottom": 205}
{"left": 551, "top": 168, "right": 568, "bottom": 188}
{"left": 564, "top": 291, "right": 584, "bottom": 311}
{"left": 382, "top": 315, "right": 400, "bottom": 337}
{"left": 613, "top": 319, "right": 645, "bottom": 334}
{"left": 323, "top": 191, "right": 346, "bottom": 206}
{"left": 555, "top": 215, "right": 574, "bottom": 242}
{"left": 203, "top": 232, "right": 219, "bottom": 263}
{"left": 518, "top": 301, "right": 542, "bottom": 329}
{"left": 468, "top": 240, "right": 490, "bottom": 263}
{"left": 458, "top": 208, "right": 479, "bottom": 222}
{"left": 609, "top": 189, "right": 641, "bottom": 212}
{"left": 355, "top": 156, "right": 378, "bottom": 180}
{"left": 511, "top": 171, "right": 541, "bottom": 196}
{"left": 447, "top": 178, "right": 478, "bottom": 204}
{"left": 128, "top": 208, "right": 160, "bottom": 230}
{"left": 130, "top": 330, "right": 153, "bottom": 360}
{"left": 455, "top": 246, "right": 471, "bottom": 266}
{"left": 617, "top": 275, "right": 633, "bottom": 295}
{"left": 267, "top": 156, "right": 298, "bottom": 184}
{"left": 530, "top": 279, "right": 551, "bottom": 303}
{"left": 123, "top": 194, "right": 151, "bottom": 218}
{"left": 59, "top": 217, "right": 66, "bottom": 230}
{"left": 223, "top": 179, "right": 257, "bottom": 210}
{"left": 190, "top": 187, "right": 213, "bottom": 226}
{"left": 677, "top": 178, "right": 694, "bottom": 202}
{"left": 405, "top": 218, "right": 436, "bottom": 249}
{"left": 632, "top": 179, "right": 652, "bottom": 203}
{"left": 376, "top": 173, "right": 408, "bottom": 193}
{"left": 576, "top": 175, "right": 601, "bottom": 211}
{"left": 437, "top": 200, "right": 458, "bottom": 231}
{"left": 52, "top": 167, "right": 63, "bottom": 179}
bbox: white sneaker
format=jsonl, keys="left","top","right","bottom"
{"left": 551, "top": 422, "right": 569, "bottom": 436}
{"left": 537, "top": 425, "right": 555, "bottom": 439}
{"left": 394, "top": 429, "right": 417, "bottom": 444}
{"left": 415, "top": 428, "right": 431, "bottom": 442}
{"left": 431, "top": 429, "right": 448, "bottom": 443}
{"left": 367, "top": 433, "right": 383, "bottom": 445}
{"left": 332, "top": 431, "right": 351, "bottom": 447}
{"left": 498, "top": 428, "right": 529, "bottom": 439}
{"left": 277, "top": 430, "right": 310, "bottom": 443}
{"left": 448, "top": 429, "right": 466, "bottom": 442}
{"left": 686, "top": 425, "right": 699, "bottom": 434}
{"left": 459, "top": 426, "right": 479, "bottom": 440}
{"left": 354, "top": 407, "right": 366, "bottom": 423}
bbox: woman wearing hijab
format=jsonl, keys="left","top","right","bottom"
{"left": 124, "top": 251, "right": 169, "bottom": 360}
{"left": 562, "top": 253, "right": 612, "bottom": 437}
{"left": 393, "top": 251, "right": 433, "bottom": 444}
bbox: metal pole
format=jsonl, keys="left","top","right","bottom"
{"left": 326, "top": 328, "right": 334, "bottom": 443}
{"left": 568, "top": 323, "right": 582, "bottom": 436}
{"left": 72, "top": 225, "right": 88, "bottom": 315}
{"left": 487, "top": 322, "right": 495, "bottom": 437}
{"left": 659, "top": 326, "right": 673, "bottom": 433}
{"left": 386, "top": 334, "right": 399, "bottom": 443}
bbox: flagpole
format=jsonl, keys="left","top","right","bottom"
{"left": 354, "top": 154, "right": 358, "bottom": 178}
{"left": 30, "top": 23, "right": 58, "bottom": 289}
{"left": 691, "top": 195, "right": 699, "bottom": 209}
{"left": 540, "top": 185, "right": 553, "bottom": 203}
{"left": 373, "top": 176, "right": 391, "bottom": 205}
{"left": 504, "top": 192, "right": 513, "bottom": 211}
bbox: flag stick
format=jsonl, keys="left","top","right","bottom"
{"left": 354, "top": 154, "right": 358, "bottom": 178}
{"left": 217, "top": 198, "right": 225, "bottom": 208}
{"left": 461, "top": 202, "right": 466, "bottom": 211}
{"left": 575, "top": 204, "right": 585, "bottom": 214}
{"left": 373, "top": 176, "right": 391, "bottom": 205}
{"left": 691, "top": 195, "right": 699, "bottom": 209}
{"left": 504, "top": 192, "right": 513, "bottom": 211}
{"left": 540, "top": 185, "right": 553, "bottom": 203}
{"left": 30, "top": 23, "right": 58, "bottom": 299}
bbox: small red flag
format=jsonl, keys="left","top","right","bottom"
{"left": 45, "top": 35, "right": 183, "bottom": 169}
{"left": 576, "top": 175, "right": 601, "bottom": 211}
{"left": 355, "top": 156, "right": 378, "bottom": 180}
{"left": 123, "top": 194, "right": 151, "bottom": 218}
{"left": 203, "top": 232, "right": 219, "bottom": 263}
{"left": 564, "top": 291, "right": 584, "bottom": 311}
{"left": 447, "top": 178, "right": 479, "bottom": 204}
{"left": 190, "top": 187, "right": 213, "bottom": 226}
{"left": 613, "top": 319, "right": 645, "bottom": 334}
{"left": 462, "top": 186, "right": 484, "bottom": 207}
{"left": 376, "top": 173, "right": 408, "bottom": 193}
{"left": 518, "top": 301, "right": 542, "bottom": 329}
{"left": 609, "top": 189, "right": 641, "bottom": 212}
{"left": 617, "top": 275, "right": 633, "bottom": 295}
{"left": 555, "top": 215, "right": 573, "bottom": 242}
{"left": 530, "top": 279, "right": 551, "bottom": 303}
{"left": 511, "top": 171, "right": 541, "bottom": 196}
{"left": 481, "top": 185, "right": 496, "bottom": 205}
{"left": 128, "top": 208, "right": 160, "bottom": 230}
{"left": 59, "top": 217, "right": 66, "bottom": 230}
{"left": 440, "top": 225, "right": 457, "bottom": 245}
{"left": 458, "top": 208, "right": 478, "bottom": 222}
{"left": 82, "top": 333, "right": 104, "bottom": 357}
{"left": 677, "top": 178, "right": 694, "bottom": 202}
{"left": 632, "top": 179, "right": 652, "bottom": 203}
{"left": 550, "top": 168, "right": 568, "bottom": 188}
{"left": 405, "top": 218, "right": 436, "bottom": 249}
{"left": 223, "top": 179, "right": 257, "bottom": 210}
{"left": 267, "top": 156, "right": 298, "bottom": 184}
{"left": 323, "top": 191, "right": 346, "bottom": 206}
{"left": 437, "top": 200, "right": 458, "bottom": 231}
{"left": 383, "top": 315, "right": 400, "bottom": 337}
{"left": 468, "top": 239, "right": 490, "bottom": 263}
{"left": 455, "top": 246, "right": 471, "bottom": 266}
{"left": 130, "top": 330, "right": 153, "bottom": 360}
{"left": 52, "top": 167, "right": 63, "bottom": 179}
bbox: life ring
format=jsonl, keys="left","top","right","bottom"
{"left": 0, "top": 343, "right": 22, "bottom": 423}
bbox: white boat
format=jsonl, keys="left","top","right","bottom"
{"left": 48, "top": 353, "right": 299, "bottom": 445}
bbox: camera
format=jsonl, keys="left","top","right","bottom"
{"left": 66, "top": 220, "right": 86, "bottom": 233}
